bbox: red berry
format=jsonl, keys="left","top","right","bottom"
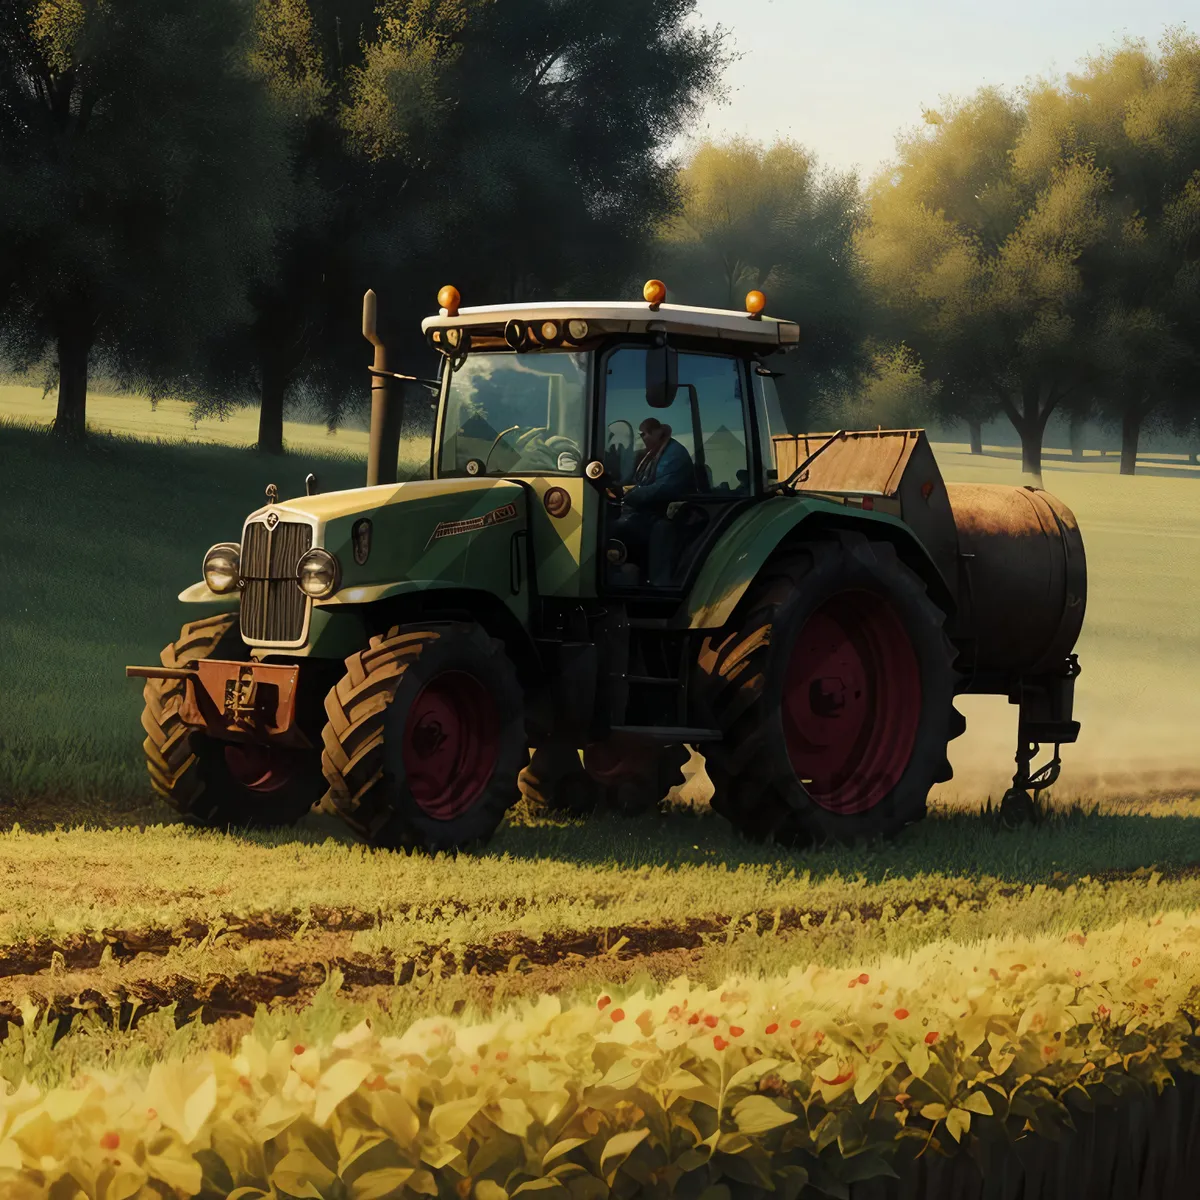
{"left": 925, "top": 1032, "right": 939, "bottom": 1045}
{"left": 765, "top": 1023, "right": 779, "bottom": 1034}
{"left": 729, "top": 1026, "right": 744, "bottom": 1037}
{"left": 790, "top": 1018, "right": 801, "bottom": 1028}
{"left": 100, "top": 1131, "right": 120, "bottom": 1151}
{"left": 713, "top": 1036, "right": 728, "bottom": 1050}
{"left": 858, "top": 973, "right": 870, "bottom": 984}
{"left": 293, "top": 1044, "right": 305, "bottom": 1055}
{"left": 496, "top": 1051, "right": 508, "bottom": 1061}
{"left": 894, "top": 1009, "right": 909, "bottom": 1020}
{"left": 704, "top": 1014, "right": 718, "bottom": 1028}
{"left": 688, "top": 1014, "right": 700, "bottom": 1025}
{"left": 598, "top": 995, "right": 611, "bottom": 1010}
{"left": 610, "top": 1008, "right": 625, "bottom": 1022}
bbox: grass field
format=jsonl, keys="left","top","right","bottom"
{"left": 1, "top": 386, "right": 1198, "bottom": 1194}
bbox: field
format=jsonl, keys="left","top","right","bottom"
{"left": 1, "top": 386, "right": 1199, "bottom": 1195}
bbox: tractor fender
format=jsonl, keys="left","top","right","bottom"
{"left": 178, "top": 580, "right": 239, "bottom": 611}
{"left": 680, "top": 496, "right": 955, "bottom": 631}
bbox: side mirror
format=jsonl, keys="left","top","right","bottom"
{"left": 646, "top": 343, "right": 678, "bottom": 408}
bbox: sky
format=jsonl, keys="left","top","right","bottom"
{"left": 682, "top": 0, "right": 1194, "bottom": 180}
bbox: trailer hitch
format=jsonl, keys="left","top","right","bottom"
{"left": 1000, "top": 655, "right": 1081, "bottom": 827}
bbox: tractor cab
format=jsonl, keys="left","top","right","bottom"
{"left": 419, "top": 281, "right": 798, "bottom": 597}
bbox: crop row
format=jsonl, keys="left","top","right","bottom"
{"left": 2, "top": 911, "right": 1198, "bottom": 1198}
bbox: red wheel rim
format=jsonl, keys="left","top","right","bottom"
{"left": 782, "top": 589, "right": 922, "bottom": 814}
{"left": 223, "top": 742, "right": 297, "bottom": 794}
{"left": 402, "top": 671, "right": 500, "bottom": 820}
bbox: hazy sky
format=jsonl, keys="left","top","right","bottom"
{"left": 683, "top": 0, "right": 1194, "bottom": 180}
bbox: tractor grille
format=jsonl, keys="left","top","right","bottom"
{"left": 239, "top": 520, "right": 313, "bottom": 643}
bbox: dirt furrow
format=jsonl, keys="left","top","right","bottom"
{"left": 3, "top": 862, "right": 1195, "bottom": 1038}
{"left": 2, "top": 864, "right": 1193, "bottom": 981}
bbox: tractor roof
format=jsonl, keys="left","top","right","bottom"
{"left": 421, "top": 300, "right": 800, "bottom": 350}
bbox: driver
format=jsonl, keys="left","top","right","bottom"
{"left": 612, "top": 418, "right": 694, "bottom": 564}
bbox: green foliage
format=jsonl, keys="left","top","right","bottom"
{"left": 859, "top": 30, "right": 1200, "bottom": 480}
{"left": 0, "top": 0, "right": 295, "bottom": 439}
{"left": 659, "top": 137, "right": 867, "bottom": 430}
{"left": 827, "top": 343, "right": 937, "bottom": 432}
{"left": 4, "top": 916, "right": 1200, "bottom": 1196}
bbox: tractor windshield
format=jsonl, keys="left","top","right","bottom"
{"left": 439, "top": 350, "right": 589, "bottom": 477}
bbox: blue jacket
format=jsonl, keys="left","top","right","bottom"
{"left": 625, "top": 438, "right": 694, "bottom": 510}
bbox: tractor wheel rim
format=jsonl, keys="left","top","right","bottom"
{"left": 781, "top": 589, "right": 922, "bottom": 814}
{"left": 223, "top": 742, "right": 297, "bottom": 794}
{"left": 402, "top": 670, "right": 500, "bottom": 820}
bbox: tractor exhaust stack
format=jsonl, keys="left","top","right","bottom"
{"left": 364, "top": 289, "right": 402, "bottom": 488}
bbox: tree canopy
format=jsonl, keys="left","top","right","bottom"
{"left": 658, "top": 136, "right": 867, "bottom": 431}
{"left": 858, "top": 30, "right": 1200, "bottom": 478}
{"left": 0, "top": 0, "right": 293, "bottom": 440}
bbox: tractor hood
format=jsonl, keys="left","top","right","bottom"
{"left": 245, "top": 477, "right": 529, "bottom": 609}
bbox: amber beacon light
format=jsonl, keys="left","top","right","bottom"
{"left": 438, "top": 285, "right": 461, "bottom": 317}
{"left": 745, "top": 290, "right": 766, "bottom": 319}
{"left": 643, "top": 279, "right": 667, "bottom": 309}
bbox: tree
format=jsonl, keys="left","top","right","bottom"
{"left": 658, "top": 136, "right": 867, "bottom": 431}
{"left": 859, "top": 87, "right": 1111, "bottom": 484}
{"left": 832, "top": 341, "right": 938, "bottom": 432}
{"left": 379, "top": 0, "right": 730, "bottom": 362}
{"left": 187, "top": 0, "right": 465, "bottom": 453}
{"left": 1042, "top": 31, "right": 1200, "bottom": 474}
{"left": 199, "top": 0, "right": 730, "bottom": 450}
{"left": 0, "top": 0, "right": 293, "bottom": 441}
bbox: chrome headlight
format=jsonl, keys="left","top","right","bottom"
{"left": 203, "top": 542, "right": 241, "bottom": 594}
{"left": 296, "top": 547, "right": 340, "bottom": 599}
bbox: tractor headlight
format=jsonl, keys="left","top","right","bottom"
{"left": 203, "top": 542, "right": 241, "bottom": 594}
{"left": 296, "top": 547, "right": 340, "bottom": 599}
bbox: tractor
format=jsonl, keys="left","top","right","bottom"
{"left": 127, "top": 280, "right": 1086, "bottom": 852}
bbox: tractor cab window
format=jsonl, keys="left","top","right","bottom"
{"left": 601, "top": 347, "right": 752, "bottom": 590}
{"left": 439, "top": 350, "right": 588, "bottom": 477}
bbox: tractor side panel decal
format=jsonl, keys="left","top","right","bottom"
{"left": 424, "top": 502, "right": 519, "bottom": 550}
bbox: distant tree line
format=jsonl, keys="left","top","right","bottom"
{"left": 1, "top": 4, "right": 1197, "bottom": 479}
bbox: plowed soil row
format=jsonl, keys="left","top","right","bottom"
{"left": 0, "top": 922, "right": 712, "bottom": 1039}
{"left": 1, "top": 862, "right": 1191, "bottom": 982}
{"left": 4, "top": 861, "right": 1196, "bottom": 1037}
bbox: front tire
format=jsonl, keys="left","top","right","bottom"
{"left": 694, "top": 532, "right": 962, "bottom": 846}
{"left": 140, "top": 614, "right": 325, "bottom": 828}
{"left": 318, "top": 623, "right": 527, "bottom": 852}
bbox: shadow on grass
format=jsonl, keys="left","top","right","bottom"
{"left": 63, "top": 793, "right": 1195, "bottom": 889}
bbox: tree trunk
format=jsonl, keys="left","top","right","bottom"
{"left": 1002, "top": 380, "right": 1053, "bottom": 486}
{"left": 968, "top": 418, "right": 983, "bottom": 455}
{"left": 257, "top": 353, "right": 287, "bottom": 455}
{"left": 1120, "top": 406, "right": 1141, "bottom": 476}
{"left": 52, "top": 323, "right": 92, "bottom": 442}
{"left": 1069, "top": 411, "right": 1085, "bottom": 460}
{"left": 1019, "top": 424, "right": 1043, "bottom": 482}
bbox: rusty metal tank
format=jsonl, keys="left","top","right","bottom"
{"left": 944, "top": 482, "right": 1086, "bottom": 677}
{"left": 771, "top": 429, "right": 1087, "bottom": 684}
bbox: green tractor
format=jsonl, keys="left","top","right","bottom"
{"left": 127, "top": 281, "right": 1086, "bottom": 852}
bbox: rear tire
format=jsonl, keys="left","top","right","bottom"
{"left": 318, "top": 623, "right": 527, "bottom": 853}
{"left": 140, "top": 614, "right": 324, "bottom": 828}
{"left": 693, "top": 532, "right": 962, "bottom": 846}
